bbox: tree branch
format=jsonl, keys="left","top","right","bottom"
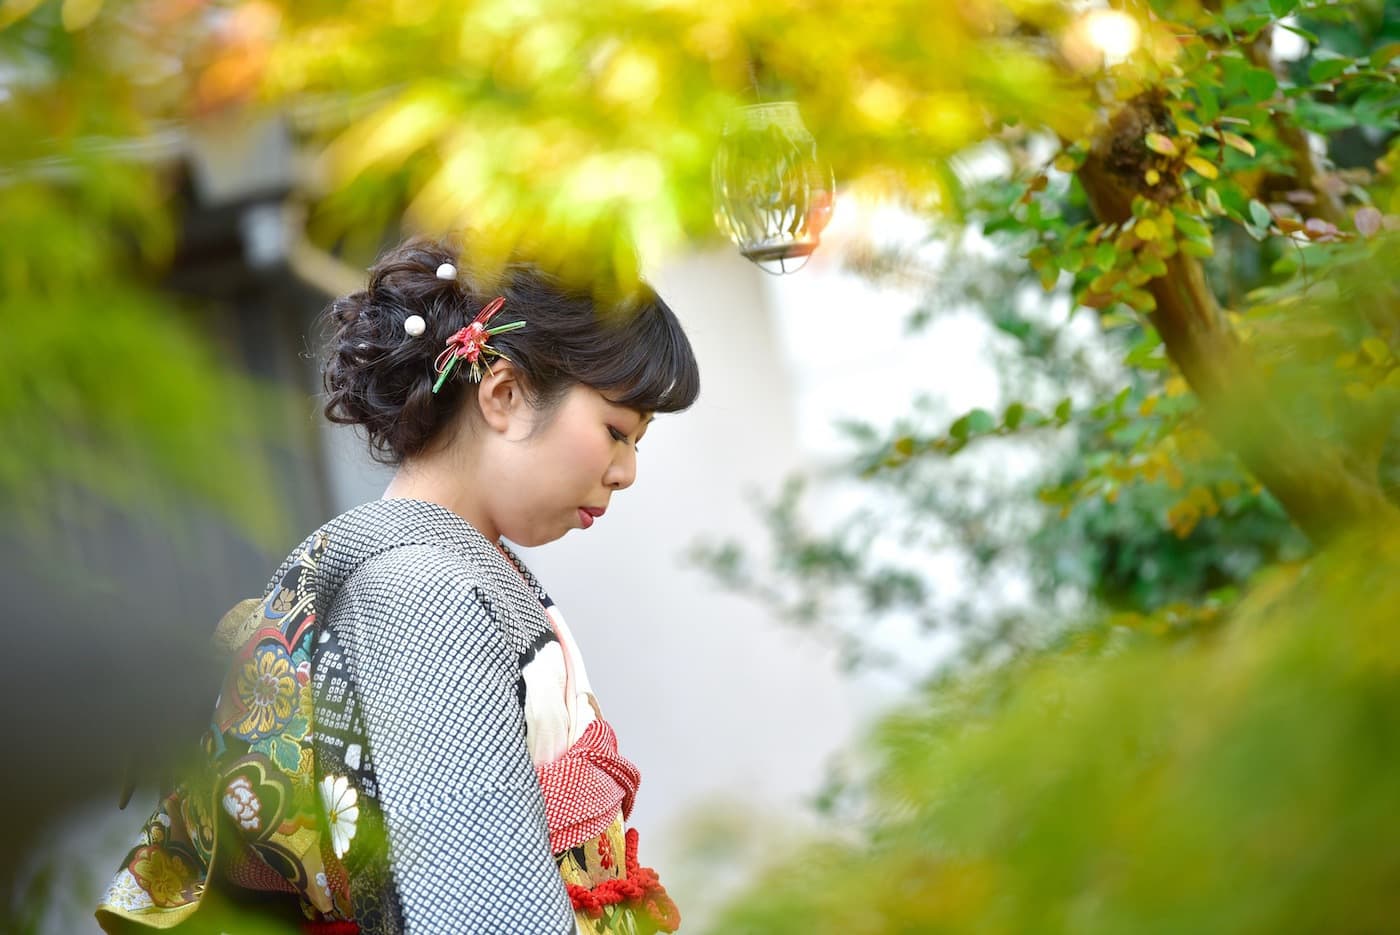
{"left": 1245, "top": 30, "right": 1348, "bottom": 228}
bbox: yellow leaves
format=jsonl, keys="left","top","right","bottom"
{"left": 1174, "top": 115, "right": 1202, "bottom": 137}
{"left": 1360, "top": 337, "right": 1392, "bottom": 365}
{"left": 1184, "top": 155, "right": 1218, "bottom": 179}
{"left": 683, "top": 17, "right": 738, "bottom": 63}
{"left": 564, "top": 151, "right": 665, "bottom": 206}
{"left": 1144, "top": 168, "right": 1161, "bottom": 186}
{"left": 856, "top": 79, "right": 912, "bottom": 126}
{"left": 1167, "top": 486, "right": 1220, "bottom": 538}
{"left": 409, "top": 140, "right": 491, "bottom": 228}
{"left": 0, "top": 0, "right": 104, "bottom": 31}
{"left": 598, "top": 46, "right": 663, "bottom": 110}
{"left": 0, "top": 0, "right": 43, "bottom": 30}
{"left": 915, "top": 91, "right": 980, "bottom": 150}
{"left": 1334, "top": 338, "right": 1398, "bottom": 400}
{"left": 321, "top": 88, "right": 455, "bottom": 182}
{"left": 1135, "top": 217, "right": 1160, "bottom": 241}
{"left": 1220, "top": 131, "right": 1255, "bottom": 158}
{"left": 1344, "top": 382, "right": 1373, "bottom": 401}
{"left": 502, "top": 21, "right": 584, "bottom": 89}
{"left": 61, "top": 0, "right": 102, "bottom": 30}
{"left": 1145, "top": 132, "right": 1177, "bottom": 156}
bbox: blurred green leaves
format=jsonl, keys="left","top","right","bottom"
{"left": 0, "top": 2, "right": 288, "bottom": 542}
{"left": 0, "top": 170, "right": 287, "bottom": 542}
{"left": 711, "top": 526, "right": 1400, "bottom": 934}
{"left": 257, "top": 0, "right": 1101, "bottom": 282}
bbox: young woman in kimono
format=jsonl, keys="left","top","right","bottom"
{"left": 96, "top": 237, "right": 698, "bottom": 934}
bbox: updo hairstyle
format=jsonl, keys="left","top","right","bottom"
{"left": 320, "top": 237, "right": 700, "bottom": 464}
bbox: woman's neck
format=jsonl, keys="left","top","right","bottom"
{"left": 382, "top": 447, "right": 500, "bottom": 543}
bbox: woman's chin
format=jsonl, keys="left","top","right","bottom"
{"left": 504, "top": 526, "right": 565, "bottom": 548}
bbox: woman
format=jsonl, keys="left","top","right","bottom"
{"left": 96, "top": 237, "right": 699, "bottom": 934}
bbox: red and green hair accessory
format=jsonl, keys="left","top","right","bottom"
{"left": 431, "top": 296, "right": 526, "bottom": 393}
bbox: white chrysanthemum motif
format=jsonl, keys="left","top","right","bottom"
{"left": 223, "top": 776, "right": 262, "bottom": 832}
{"left": 320, "top": 774, "right": 359, "bottom": 858}
{"left": 105, "top": 869, "right": 154, "bottom": 911}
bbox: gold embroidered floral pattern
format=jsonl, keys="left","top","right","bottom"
{"left": 129, "top": 846, "right": 194, "bottom": 908}
{"left": 235, "top": 645, "right": 297, "bottom": 738}
{"left": 270, "top": 583, "right": 299, "bottom": 614}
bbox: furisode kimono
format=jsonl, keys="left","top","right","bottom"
{"left": 96, "top": 498, "right": 679, "bottom": 934}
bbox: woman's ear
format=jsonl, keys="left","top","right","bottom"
{"left": 475, "top": 362, "right": 526, "bottom": 434}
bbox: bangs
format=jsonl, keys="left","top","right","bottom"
{"left": 592, "top": 291, "right": 700, "bottom": 414}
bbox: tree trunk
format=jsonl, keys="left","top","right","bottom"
{"left": 1076, "top": 100, "right": 1399, "bottom": 544}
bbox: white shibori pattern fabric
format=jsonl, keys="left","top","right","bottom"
{"left": 290, "top": 498, "right": 578, "bottom": 934}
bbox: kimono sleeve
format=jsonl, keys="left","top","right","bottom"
{"left": 316, "top": 544, "right": 574, "bottom": 934}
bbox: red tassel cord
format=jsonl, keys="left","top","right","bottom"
{"left": 565, "top": 828, "right": 681, "bottom": 933}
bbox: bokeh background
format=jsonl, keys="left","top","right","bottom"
{"left": 3, "top": 0, "right": 1399, "bottom": 932}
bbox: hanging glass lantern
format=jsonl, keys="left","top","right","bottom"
{"left": 712, "top": 101, "right": 835, "bottom": 274}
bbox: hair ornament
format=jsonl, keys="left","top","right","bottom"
{"left": 435, "top": 262, "right": 457, "bottom": 281}
{"left": 432, "top": 296, "right": 526, "bottom": 393}
{"left": 404, "top": 314, "right": 426, "bottom": 337}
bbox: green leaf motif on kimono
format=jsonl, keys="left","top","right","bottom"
{"left": 252, "top": 733, "right": 305, "bottom": 773}
{"left": 286, "top": 710, "right": 311, "bottom": 740}
{"left": 292, "top": 628, "right": 316, "bottom": 666}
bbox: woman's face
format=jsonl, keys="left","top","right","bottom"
{"left": 486, "top": 384, "right": 650, "bottom": 547}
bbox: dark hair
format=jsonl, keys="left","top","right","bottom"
{"left": 320, "top": 236, "right": 700, "bottom": 464}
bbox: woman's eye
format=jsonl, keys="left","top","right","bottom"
{"left": 608, "top": 426, "right": 640, "bottom": 450}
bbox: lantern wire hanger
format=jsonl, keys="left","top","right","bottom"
{"left": 711, "top": 57, "right": 835, "bottom": 275}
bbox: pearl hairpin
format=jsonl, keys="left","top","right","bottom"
{"left": 404, "top": 315, "right": 427, "bottom": 337}
{"left": 435, "top": 262, "right": 457, "bottom": 280}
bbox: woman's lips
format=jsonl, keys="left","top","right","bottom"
{"left": 578, "top": 506, "right": 605, "bottom": 529}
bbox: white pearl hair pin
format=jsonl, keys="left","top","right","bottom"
{"left": 404, "top": 315, "right": 427, "bottom": 337}
{"left": 435, "top": 262, "right": 457, "bottom": 280}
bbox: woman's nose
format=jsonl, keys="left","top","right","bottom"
{"left": 605, "top": 448, "right": 636, "bottom": 490}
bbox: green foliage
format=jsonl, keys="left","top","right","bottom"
{"left": 0, "top": 3, "right": 296, "bottom": 543}
{"left": 695, "top": 1, "right": 1400, "bottom": 929}
{"left": 710, "top": 526, "right": 1400, "bottom": 934}
{"left": 699, "top": 0, "right": 1398, "bottom": 661}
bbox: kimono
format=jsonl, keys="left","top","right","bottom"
{"left": 96, "top": 497, "right": 679, "bottom": 934}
